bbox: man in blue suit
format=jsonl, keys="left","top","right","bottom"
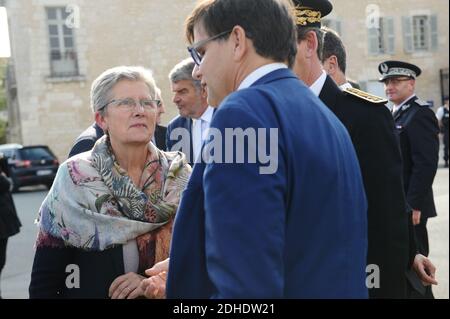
{"left": 142, "top": 0, "right": 368, "bottom": 299}
{"left": 166, "top": 59, "right": 214, "bottom": 166}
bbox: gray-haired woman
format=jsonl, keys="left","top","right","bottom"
{"left": 29, "top": 66, "right": 191, "bottom": 299}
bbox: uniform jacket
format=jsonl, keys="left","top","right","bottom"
{"left": 319, "top": 76, "right": 410, "bottom": 298}
{"left": 393, "top": 96, "right": 439, "bottom": 219}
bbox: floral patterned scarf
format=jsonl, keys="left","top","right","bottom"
{"left": 35, "top": 135, "right": 191, "bottom": 271}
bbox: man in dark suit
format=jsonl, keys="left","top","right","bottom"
{"left": 166, "top": 58, "right": 213, "bottom": 166}
{"left": 68, "top": 122, "right": 104, "bottom": 158}
{"left": 379, "top": 61, "right": 440, "bottom": 260}
{"left": 292, "top": 0, "right": 411, "bottom": 298}
{"left": 159, "top": 0, "right": 369, "bottom": 299}
{"left": 321, "top": 27, "right": 360, "bottom": 90}
{"left": 152, "top": 88, "right": 168, "bottom": 151}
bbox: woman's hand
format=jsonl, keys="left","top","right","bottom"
{"left": 109, "top": 272, "right": 146, "bottom": 299}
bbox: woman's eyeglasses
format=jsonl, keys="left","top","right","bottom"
{"left": 99, "top": 98, "right": 160, "bottom": 111}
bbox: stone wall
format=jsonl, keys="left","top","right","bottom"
{"left": 6, "top": 0, "right": 196, "bottom": 160}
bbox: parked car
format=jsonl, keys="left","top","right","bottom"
{"left": 0, "top": 144, "right": 59, "bottom": 192}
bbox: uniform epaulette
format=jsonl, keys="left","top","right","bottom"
{"left": 343, "top": 87, "right": 388, "bottom": 105}
{"left": 415, "top": 99, "right": 430, "bottom": 107}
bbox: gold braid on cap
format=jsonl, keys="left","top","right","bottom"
{"left": 293, "top": 6, "right": 322, "bottom": 26}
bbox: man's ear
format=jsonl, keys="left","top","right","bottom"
{"left": 231, "top": 25, "right": 248, "bottom": 62}
{"left": 304, "top": 30, "right": 319, "bottom": 59}
{"left": 324, "top": 55, "right": 338, "bottom": 76}
{"left": 95, "top": 111, "right": 108, "bottom": 132}
{"left": 408, "top": 79, "right": 416, "bottom": 91}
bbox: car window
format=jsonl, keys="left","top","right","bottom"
{"left": 19, "top": 147, "right": 54, "bottom": 160}
{"left": 2, "top": 150, "right": 14, "bottom": 158}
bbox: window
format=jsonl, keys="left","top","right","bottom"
{"left": 322, "top": 18, "right": 342, "bottom": 36}
{"left": 403, "top": 15, "right": 438, "bottom": 53}
{"left": 19, "top": 147, "right": 54, "bottom": 160}
{"left": 368, "top": 17, "right": 395, "bottom": 55}
{"left": 46, "top": 7, "right": 79, "bottom": 77}
{"left": 413, "top": 15, "right": 429, "bottom": 50}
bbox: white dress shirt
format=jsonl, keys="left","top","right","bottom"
{"left": 192, "top": 106, "right": 214, "bottom": 162}
{"left": 238, "top": 63, "right": 288, "bottom": 90}
{"left": 123, "top": 239, "right": 139, "bottom": 273}
{"left": 309, "top": 70, "right": 327, "bottom": 97}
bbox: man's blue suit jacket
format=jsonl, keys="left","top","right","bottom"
{"left": 166, "top": 116, "right": 194, "bottom": 166}
{"left": 167, "top": 68, "right": 368, "bottom": 299}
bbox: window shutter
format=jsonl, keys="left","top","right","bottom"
{"left": 335, "top": 20, "right": 342, "bottom": 36}
{"left": 402, "top": 16, "right": 413, "bottom": 53}
{"left": 368, "top": 25, "right": 379, "bottom": 55}
{"left": 430, "top": 14, "right": 438, "bottom": 51}
{"left": 386, "top": 17, "right": 395, "bottom": 54}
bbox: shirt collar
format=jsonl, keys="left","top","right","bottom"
{"left": 339, "top": 82, "right": 353, "bottom": 91}
{"left": 309, "top": 70, "right": 327, "bottom": 96}
{"left": 238, "top": 63, "right": 288, "bottom": 90}
{"left": 199, "top": 106, "right": 214, "bottom": 124}
{"left": 393, "top": 94, "right": 416, "bottom": 113}
{"left": 193, "top": 105, "right": 214, "bottom": 125}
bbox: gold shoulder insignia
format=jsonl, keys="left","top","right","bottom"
{"left": 344, "top": 87, "right": 387, "bottom": 105}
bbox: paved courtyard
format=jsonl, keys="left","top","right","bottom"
{"left": 1, "top": 161, "right": 448, "bottom": 299}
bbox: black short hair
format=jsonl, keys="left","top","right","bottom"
{"left": 321, "top": 27, "right": 347, "bottom": 74}
{"left": 185, "top": 0, "right": 298, "bottom": 68}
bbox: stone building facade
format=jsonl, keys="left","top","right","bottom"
{"left": 3, "top": 0, "right": 449, "bottom": 161}
{"left": 4, "top": 0, "right": 197, "bottom": 160}
{"left": 325, "top": 0, "right": 449, "bottom": 106}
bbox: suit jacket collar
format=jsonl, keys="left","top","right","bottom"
{"left": 318, "top": 75, "right": 342, "bottom": 112}
{"left": 250, "top": 68, "right": 299, "bottom": 87}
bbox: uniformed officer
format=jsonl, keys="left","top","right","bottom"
{"left": 291, "top": 0, "right": 411, "bottom": 299}
{"left": 436, "top": 97, "right": 449, "bottom": 167}
{"left": 379, "top": 60, "right": 440, "bottom": 298}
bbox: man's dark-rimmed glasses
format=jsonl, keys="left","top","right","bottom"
{"left": 188, "top": 30, "right": 232, "bottom": 66}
